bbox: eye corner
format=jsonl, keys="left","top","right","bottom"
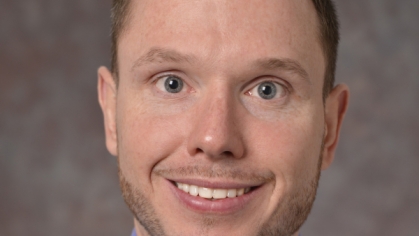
{"left": 245, "top": 79, "right": 288, "bottom": 100}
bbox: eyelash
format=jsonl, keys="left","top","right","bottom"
{"left": 154, "top": 73, "right": 191, "bottom": 95}
{"left": 153, "top": 73, "right": 290, "bottom": 99}
{"left": 246, "top": 79, "right": 289, "bottom": 99}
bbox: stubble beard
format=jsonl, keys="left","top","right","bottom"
{"left": 118, "top": 149, "right": 323, "bottom": 236}
{"left": 119, "top": 169, "right": 166, "bottom": 236}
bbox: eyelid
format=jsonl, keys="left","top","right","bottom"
{"left": 153, "top": 72, "right": 194, "bottom": 95}
{"left": 153, "top": 72, "right": 182, "bottom": 82}
{"left": 245, "top": 78, "right": 290, "bottom": 98}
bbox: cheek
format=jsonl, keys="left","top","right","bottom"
{"left": 245, "top": 109, "right": 323, "bottom": 184}
{"left": 116, "top": 94, "right": 189, "bottom": 188}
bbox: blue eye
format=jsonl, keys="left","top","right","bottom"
{"left": 257, "top": 82, "right": 276, "bottom": 100}
{"left": 247, "top": 81, "right": 286, "bottom": 100}
{"left": 156, "top": 75, "right": 184, "bottom": 93}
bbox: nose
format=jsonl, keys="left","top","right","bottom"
{"left": 187, "top": 89, "right": 245, "bottom": 160}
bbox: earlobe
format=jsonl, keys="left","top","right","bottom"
{"left": 98, "top": 66, "right": 118, "bottom": 156}
{"left": 321, "top": 84, "right": 349, "bottom": 170}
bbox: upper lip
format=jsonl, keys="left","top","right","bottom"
{"left": 167, "top": 178, "right": 264, "bottom": 189}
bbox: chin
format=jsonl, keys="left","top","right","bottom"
{"left": 119, "top": 162, "right": 320, "bottom": 236}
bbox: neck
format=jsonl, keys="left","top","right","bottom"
{"left": 133, "top": 219, "right": 302, "bottom": 236}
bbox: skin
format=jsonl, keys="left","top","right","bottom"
{"left": 98, "top": 0, "right": 349, "bottom": 235}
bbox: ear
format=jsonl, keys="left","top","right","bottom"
{"left": 98, "top": 66, "right": 118, "bottom": 156}
{"left": 321, "top": 84, "right": 349, "bottom": 170}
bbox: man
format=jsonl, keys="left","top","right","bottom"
{"left": 98, "top": 0, "right": 349, "bottom": 235}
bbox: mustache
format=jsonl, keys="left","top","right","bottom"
{"left": 154, "top": 166, "right": 275, "bottom": 182}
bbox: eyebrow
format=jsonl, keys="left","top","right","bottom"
{"left": 131, "top": 47, "right": 197, "bottom": 71}
{"left": 253, "top": 58, "right": 310, "bottom": 83}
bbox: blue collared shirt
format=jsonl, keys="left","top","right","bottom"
{"left": 131, "top": 229, "right": 301, "bottom": 236}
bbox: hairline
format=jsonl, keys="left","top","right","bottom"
{"left": 110, "top": 0, "right": 339, "bottom": 100}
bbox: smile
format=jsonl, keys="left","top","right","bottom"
{"left": 175, "top": 182, "right": 251, "bottom": 199}
{"left": 166, "top": 178, "right": 264, "bottom": 214}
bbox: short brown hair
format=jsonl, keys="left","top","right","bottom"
{"left": 110, "top": 0, "right": 339, "bottom": 99}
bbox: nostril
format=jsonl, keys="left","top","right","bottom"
{"left": 221, "top": 151, "right": 234, "bottom": 157}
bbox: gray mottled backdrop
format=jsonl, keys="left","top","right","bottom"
{"left": 0, "top": 0, "right": 418, "bottom": 235}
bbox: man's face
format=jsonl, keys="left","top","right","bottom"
{"left": 98, "top": 0, "right": 348, "bottom": 235}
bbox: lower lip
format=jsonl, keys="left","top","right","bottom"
{"left": 166, "top": 180, "right": 262, "bottom": 214}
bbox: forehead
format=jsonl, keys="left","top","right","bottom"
{"left": 118, "top": 0, "right": 324, "bottom": 85}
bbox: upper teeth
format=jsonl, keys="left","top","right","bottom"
{"left": 176, "top": 182, "right": 251, "bottom": 199}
